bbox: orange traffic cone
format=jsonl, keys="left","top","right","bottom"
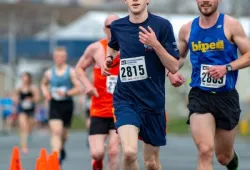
{"left": 35, "top": 158, "right": 41, "bottom": 170}
{"left": 9, "top": 146, "right": 22, "bottom": 170}
{"left": 38, "top": 148, "right": 48, "bottom": 170}
{"left": 52, "top": 151, "right": 60, "bottom": 170}
{"left": 40, "top": 148, "right": 47, "bottom": 162}
{"left": 47, "top": 154, "right": 55, "bottom": 170}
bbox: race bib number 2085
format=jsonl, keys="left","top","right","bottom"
{"left": 120, "top": 56, "right": 148, "bottom": 82}
{"left": 200, "top": 64, "right": 226, "bottom": 88}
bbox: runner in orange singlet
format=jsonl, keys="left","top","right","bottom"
{"left": 75, "top": 15, "right": 120, "bottom": 170}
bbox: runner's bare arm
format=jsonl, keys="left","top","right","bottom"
{"left": 166, "top": 23, "right": 190, "bottom": 77}
{"left": 75, "top": 43, "right": 96, "bottom": 89}
{"left": 104, "top": 24, "right": 120, "bottom": 72}
{"left": 93, "top": 44, "right": 107, "bottom": 68}
{"left": 67, "top": 68, "right": 81, "bottom": 96}
{"left": 31, "top": 86, "right": 40, "bottom": 103}
{"left": 228, "top": 18, "right": 250, "bottom": 70}
{"left": 166, "top": 22, "right": 191, "bottom": 86}
{"left": 177, "top": 23, "right": 190, "bottom": 69}
{"left": 40, "top": 70, "right": 51, "bottom": 98}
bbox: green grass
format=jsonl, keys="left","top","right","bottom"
{"left": 167, "top": 117, "right": 189, "bottom": 134}
{"left": 71, "top": 115, "right": 86, "bottom": 130}
{"left": 71, "top": 115, "right": 190, "bottom": 134}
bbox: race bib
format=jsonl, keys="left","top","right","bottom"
{"left": 51, "top": 86, "right": 67, "bottom": 101}
{"left": 120, "top": 56, "right": 148, "bottom": 82}
{"left": 21, "top": 100, "right": 32, "bottom": 109}
{"left": 106, "top": 75, "right": 118, "bottom": 94}
{"left": 200, "top": 64, "right": 226, "bottom": 88}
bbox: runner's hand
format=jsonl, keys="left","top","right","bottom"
{"left": 85, "top": 86, "right": 99, "bottom": 97}
{"left": 106, "top": 56, "right": 113, "bottom": 68}
{"left": 102, "top": 57, "right": 112, "bottom": 76}
{"left": 207, "top": 65, "right": 227, "bottom": 79}
{"left": 57, "top": 90, "right": 66, "bottom": 97}
{"left": 139, "top": 26, "right": 159, "bottom": 48}
{"left": 168, "top": 72, "right": 185, "bottom": 87}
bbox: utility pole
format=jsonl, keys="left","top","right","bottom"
{"left": 49, "top": 11, "right": 58, "bottom": 55}
{"left": 7, "top": 12, "right": 17, "bottom": 91}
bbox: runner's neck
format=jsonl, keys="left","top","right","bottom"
{"left": 129, "top": 9, "right": 148, "bottom": 24}
{"left": 56, "top": 64, "right": 67, "bottom": 71}
{"left": 21, "top": 83, "right": 32, "bottom": 90}
{"left": 199, "top": 11, "right": 220, "bottom": 29}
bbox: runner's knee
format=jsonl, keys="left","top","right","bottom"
{"left": 20, "top": 122, "right": 28, "bottom": 129}
{"left": 216, "top": 151, "right": 232, "bottom": 166}
{"left": 108, "top": 146, "right": 119, "bottom": 159}
{"left": 144, "top": 157, "right": 159, "bottom": 170}
{"left": 197, "top": 143, "right": 214, "bottom": 160}
{"left": 123, "top": 147, "right": 137, "bottom": 162}
{"left": 91, "top": 150, "right": 105, "bottom": 161}
{"left": 51, "top": 128, "right": 63, "bottom": 137}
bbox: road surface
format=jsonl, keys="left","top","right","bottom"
{"left": 0, "top": 131, "right": 249, "bottom": 170}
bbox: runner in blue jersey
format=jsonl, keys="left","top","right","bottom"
{"left": 167, "top": 0, "right": 250, "bottom": 170}
{"left": 41, "top": 47, "right": 81, "bottom": 165}
{"left": 102, "top": 0, "right": 179, "bottom": 169}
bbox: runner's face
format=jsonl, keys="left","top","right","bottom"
{"left": 53, "top": 50, "right": 67, "bottom": 66}
{"left": 125, "top": 0, "right": 149, "bottom": 15}
{"left": 21, "top": 74, "right": 30, "bottom": 84}
{"left": 197, "top": 0, "right": 220, "bottom": 17}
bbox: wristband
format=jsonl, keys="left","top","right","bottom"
{"left": 226, "top": 64, "right": 232, "bottom": 72}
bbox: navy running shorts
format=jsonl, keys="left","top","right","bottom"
{"left": 114, "top": 104, "right": 167, "bottom": 147}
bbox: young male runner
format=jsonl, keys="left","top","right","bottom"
{"left": 102, "top": 0, "right": 179, "bottom": 169}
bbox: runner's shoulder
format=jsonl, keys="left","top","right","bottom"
{"left": 44, "top": 68, "right": 52, "bottom": 77}
{"left": 150, "top": 13, "right": 174, "bottom": 28}
{"left": 179, "top": 20, "right": 192, "bottom": 37}
{"left": 150, "top": 13, "right": 170, "bottom": 23}
{"left": 224, "top": 15, "right": 243, "bottom": 33}
{"left": 88, "top": 41, "right": 102, "bottom": 51}
{"left": 224, "top": 15, "right": 241, "bottom": 27}
{"left": 110, "top": 16, "right": 128, "bottom": 28}
{"left": 224, "top": 14, "right": 238, "bottom": 22}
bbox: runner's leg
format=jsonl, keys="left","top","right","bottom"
{"left": 107, "top": 129, "right": 120, "bottom": 170}
{"left": 118, "top": 125, "right": 140, "bottom": 170}
{"left": 143, "top": 143, "right": 161, "bottom": 170}
{"left": 190, "top": 113, "right": 216, "bottom": 170}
